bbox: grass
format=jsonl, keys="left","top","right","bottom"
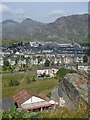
{"left": 2, "top": 72, "right": 58, "bottom": 98}
{"left": 37, "top": 107, "right": 88, "bottom": 118}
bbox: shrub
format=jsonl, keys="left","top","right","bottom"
{"left": 32, "top": 76, "right": 36, "bottom": 82}
{"left": 8, "top": 80, "right": 19, "bottom": 87}
{"left": 2, "top": 105, "right": 31, "bottom": 119}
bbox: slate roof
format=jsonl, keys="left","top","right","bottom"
{"left": 38, "top": 66, "right": 59, "bottom": 70}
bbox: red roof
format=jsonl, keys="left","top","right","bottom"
{"left": 13, "top": 90, "right": 51, "bottom": 106}
{"left": 13, "top": 90, "right": 36, "bottom": 106}
{"left": 38, "top": 93, "right": 51, "bottom": 101}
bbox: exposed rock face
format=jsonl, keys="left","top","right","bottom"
{"left": 58, "top": 73, "right": 88, "bottom": 109}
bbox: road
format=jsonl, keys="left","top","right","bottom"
{"left": 1, "top": 70, "right": 36, "bottom": 76}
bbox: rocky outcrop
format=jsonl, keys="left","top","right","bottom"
{"left": 58, "top": 73, "right": 88, "bottom": 109}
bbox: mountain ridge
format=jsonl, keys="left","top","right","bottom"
{"left": 2, "top": 14, "right": 88, "bottom": 45}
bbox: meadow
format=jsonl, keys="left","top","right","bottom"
{"left": 2, "top": 72, "right": 58, "bottom": 98}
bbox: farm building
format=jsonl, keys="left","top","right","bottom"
{"left": 13, "top": 90, "right": 57, "bottom": 111}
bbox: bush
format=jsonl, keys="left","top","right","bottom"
{"left": 2, "top": 105, "right": 31, "bottom": 119}
{"left": 8, "top": 80, "right": 19, "bottom": 87}
{"left": 32, "top": 76, "right": 36, "bottom": 82}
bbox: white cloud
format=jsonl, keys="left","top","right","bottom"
{"left": 50, "top": 9, "right": 65, "bottom": 15}
{"left": 0, "top": 4, "right": 27, "bottom": 22}
{"left": 0, "top": 4, "right": 12, "bottom": 14}
{"left": 0, "top": 4, "right": 25, "bottom": 15}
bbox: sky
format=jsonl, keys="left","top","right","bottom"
{"left": 0, "top": 2, "right": 88, "bottom": 23}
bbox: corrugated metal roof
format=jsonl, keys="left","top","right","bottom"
{"left": 13, "top": 90, "right": 36, "bottom": 106}
{"left": 13, "top": 90, "right": 50, "bottom": 106}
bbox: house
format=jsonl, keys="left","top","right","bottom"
{"left": 30, "top": 58, "right": 38, "bottom": 65}
{"left": 63, "top": 56, "right": 73, "bottom": 64}
{"left": 77, "top": 63, "right": 90, "bottom": 72}
{"left": 37, "top": 66, "right": 59, "bottom": 78}
{"left": 13, "top": 90, "right": 57, "bottom": 111}
{"left": 74, "top": 55, "right": 83, "bottom": 63}
{"left": 54, "top": 58, "right": 58, "bottom": 64}
{"left": 15, "top": 52, "right": 20, "bottom": 55}
{"left": 3, "top": 50, "right": 11, "bottom": 55}
{"left": 18, "top": 59, "right": 26, "bottom": 66}
{"left": 8, "top": 57, "right": 16, "bottom": 66}
{"left": 0, "top": 57, "right": 4, "bottom": 66}
{"left": 39, "top": 58, "right": 46, "bottom": 65}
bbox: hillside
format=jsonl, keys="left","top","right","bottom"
{"left": 2, "top": 14, "right": 88, "bottom": 45}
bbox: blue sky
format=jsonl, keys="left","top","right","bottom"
{"left": 1, "top": 2, "right": 88, "bottom": 23}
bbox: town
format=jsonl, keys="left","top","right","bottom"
{"left": 0, "top": 42, "right": 89, "bottom": 73}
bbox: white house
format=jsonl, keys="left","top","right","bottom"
{"left": 75, "top": 56, "right": 83, "bottom": 63}
{"left": 0, "top": 57, "right": 4, "bottom": 66}
{"left": 30, "top": 58, "right": 38, "bottom": 65}
{"left": 37, "top": 66, "right": 59, "bottom": 78}
{"left": 63, "top": 56, "right": 73, "bottom": 64}
{"left": 78, "top": 64, "right": 90, "bottom": 72}
{"left": 8, "top": 58, "right": 16, "bottom": 66}
{"left": 18, "top": 59, "right": 26, "bottom": 65}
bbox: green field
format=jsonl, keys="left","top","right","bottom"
{"left": 2, "top": 72, "right": 58, "bottom": 98}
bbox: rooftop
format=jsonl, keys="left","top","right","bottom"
{"left": 13, "top": 90, "right": 35, "bottom": 105}
{"left": 38, "top": 66, "right": 59, "bottom": 70}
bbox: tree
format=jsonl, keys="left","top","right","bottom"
{"left": 4, "top": 59, "right": 10, "bottom": 66}
{"left": 83, "top": 55, "right": 88, "bottom": 63}
{"left": 56, "top": 68, "right": 68, "bottom": 79}
{"left": 56, "top": 68, "right": 77, "bottom": 79}
{"left": 44, "top": 59, "right": 50, "bottom": 66}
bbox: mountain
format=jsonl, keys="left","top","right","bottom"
{"left": 2, "top": 19, "right": 18, "bottom": 24}
{"left": 2, "top": 14, "right": 88, "bottom": 45}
